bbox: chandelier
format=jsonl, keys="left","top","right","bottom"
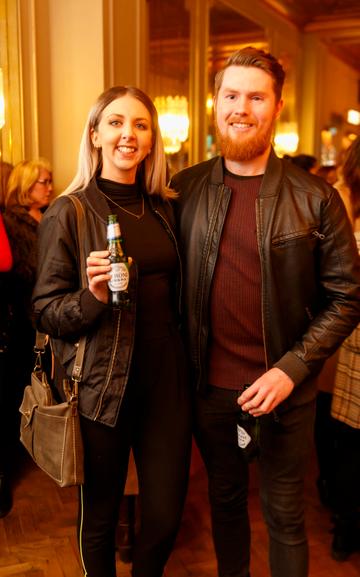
{"left": 154, "top": 95, "right": 189, "bottom": 154}
{"left": 274, "top": 122, "right": 299, "bottom": 156}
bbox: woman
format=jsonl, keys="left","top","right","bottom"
{"left": 330, "top": 135, "right": 360, "bottom": 561}
{"left": 32, "top": 86, "right": 192, "bottom": 577}
{"left": 0, "top": 201, "right": 13, "bottom": 518}
{"left": 1, "top": 157, "right": 52, "bottom": 516}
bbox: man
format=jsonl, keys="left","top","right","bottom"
{"left": 170, "top": 47, "right": 360, "bottom": 577}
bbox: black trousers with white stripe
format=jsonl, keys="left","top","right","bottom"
{"left": 78, "top": 325, "right": 192, "bottom": 577}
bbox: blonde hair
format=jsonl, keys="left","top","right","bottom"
{"left": 64, "top": 85, "right": 174, "bottom": 199}
{"left": 5, "top": 158, "right": 52, "bottom": 208}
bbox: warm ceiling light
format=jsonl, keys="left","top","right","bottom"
{"left": 347, "top": 109, "right": 360, "bottom": 126}
{"left": 154, "top": 95, "right": 189, "bottom": 154}
{"left": 206, "top": 94, "right": 213, "bottom": 114}
{"left": 274, "top": 122, "right": 299, "bottom": 155}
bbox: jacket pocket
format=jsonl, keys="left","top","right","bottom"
{"left": 272, "top": 226, "right": 321, "bottom": 247}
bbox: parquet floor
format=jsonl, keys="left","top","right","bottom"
{"left": 0, "top": 442, "right": 359, "bottom": 577}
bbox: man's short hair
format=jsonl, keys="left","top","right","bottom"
{"left": 214, "top": 46, "right": 285, "bottom": 102}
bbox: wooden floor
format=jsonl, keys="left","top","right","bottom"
{"left": 0, "top": 443, "right": 359, "bottom": 577}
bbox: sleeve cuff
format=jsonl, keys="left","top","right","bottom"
{"left": 80, "top": 288, "right": 108, "bottom": 324}
{"left": 273, "top": 351, "right": 311, "bottom": 386}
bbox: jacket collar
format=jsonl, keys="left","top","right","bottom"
{"left": 209, "top": 147, "right": 283, "bottom": 198}
{"left": 5, "top": 204, "right": 39, "bottom": 228}
{"left": 76, "top": 178, "right": 112, "bottom": 223}
{"left": 260, "top": 147, "right": 284, "bottom": 198}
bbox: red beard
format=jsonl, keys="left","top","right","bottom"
{"left": 215, "top": 119, "right": 275, "bottom": 162}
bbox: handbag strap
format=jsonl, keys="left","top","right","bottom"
{"left": 35, "top": 195, "right": 88, "bottom": 389}
{"left": 68, "top": 194, "right": 87, "bottom": 385}
{"left": 68, "top": 194, "right": 87, "bottom": 289}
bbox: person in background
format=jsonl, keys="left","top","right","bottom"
{"left": 316, "top": 164, "right": 338, "bottom": 186}
{"left": 289, "top": 153, "right": 318, "bottom": 174}
{"left": 32, "top": 85, "right": 192, "bottom": 577}
{"left": 0, "top": 203, "right": 13, "bottom": 518}
{"left": 171, "top": 46, "right": 360, "bottom": 577}
{"left": 1, "top": 157, "right": 52, "bottom": 517}
{"left": 329, "top": 135, "right": 360, "bottom": 561}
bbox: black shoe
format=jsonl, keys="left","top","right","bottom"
{"left": 331, "top": 517, "right": 359, "bottom": 561}
{"left": 0, "top": 474, "right": 12, "bottom": 518}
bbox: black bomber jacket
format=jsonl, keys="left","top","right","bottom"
{"left": 32, "top": 179, "right": 181, "bottom": 427}
{"left": 170, "top": 150, "right": 360, "bottom": 410}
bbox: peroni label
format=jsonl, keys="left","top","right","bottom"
{"left": 109, "top": 262, "right": 129, "bottom": 292}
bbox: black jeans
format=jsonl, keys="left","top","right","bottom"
{"left": 195, "top": 386, "right": 315, "bottom": 577}
{"left": 78, "top": 327, "right": 192, "bottom": 577}
{"left": 332, "top": 419, "right": 360, "bottom": 518}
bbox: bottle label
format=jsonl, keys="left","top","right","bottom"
{"left": 107, "top": 222, "right": 121, "bottom": 240}
{"left": 109, "top": 262, "right": 129, "bottom": 291}
{"left": 237, "top": 425, "right": 251, "bottom": 449}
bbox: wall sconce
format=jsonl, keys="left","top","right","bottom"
{"left": 274, "top": 122, "right": 299, "bottom": 156}
{"left": 347, "top": 109, "right": 360, "bottom": 126}
{"left": 206, "top": 94, "right": 214, "bottom": 115}
{"left": 154, "top": 95, "right": 189, "bottom": 154}
{"left": 0, "top": 68, "right": 5, "bottom": 130}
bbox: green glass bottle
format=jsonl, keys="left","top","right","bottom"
{"left": 107, "top": 214, "right": 130, "bottom": 309}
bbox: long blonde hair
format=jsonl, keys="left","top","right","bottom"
{"left": 5, "top": 158, "right": 52, "bottom": 208}
{"left": 64, "top": 86, "right": 174, "bottom": 199}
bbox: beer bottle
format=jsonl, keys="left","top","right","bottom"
{"left": 237, "top": 384, "right": 260, "bottom": 462}
{"left": 106, "top": 214, "right": 130, "bottom": 308}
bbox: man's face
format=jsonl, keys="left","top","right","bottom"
{"left": 215, "top": 65, "right": 283, "bottom": 162}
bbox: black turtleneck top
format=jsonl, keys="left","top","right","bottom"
{"left": 97, "top": 177, "right": 177, "bottom": 337}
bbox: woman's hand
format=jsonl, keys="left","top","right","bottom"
{"left": 86, "top": 250, "right": 111, "bottom": 304}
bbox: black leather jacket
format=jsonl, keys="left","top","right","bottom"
{"left": 171, "top": 150, "right": 360, "bottom": 409}
{"left": 32, "top": 179, "right": 181, "bottom": 427}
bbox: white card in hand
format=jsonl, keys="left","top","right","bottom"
{"left": 237, "top": 424, "right": 251, "bottom": 449}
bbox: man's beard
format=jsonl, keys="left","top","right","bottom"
{"left": 215, "top": 119, "right": 275, "bottom": 162}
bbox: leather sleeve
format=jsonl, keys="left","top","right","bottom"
{"left": 275, "top": 187, "right": 360, "bottom": 384}
{"left": 32, "top": 196, "right": 106, "bottom": 339}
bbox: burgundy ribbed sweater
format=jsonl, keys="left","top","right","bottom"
{"left": 208, "top": 171, "right": 266, "bottom": 389}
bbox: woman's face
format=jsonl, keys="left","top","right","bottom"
{"left": 91, "top": 94, "right": 153, "bottom": 184}
{"left": 29, "top": 168, "right": 53, "bottom": 209}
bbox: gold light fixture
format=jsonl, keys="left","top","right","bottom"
{"left": 0, "top": 67, "right": 5, "bottom": 130}
{"left": 347, "top": 109, "right": 360, "bottom": 126}
{"left": 154, "top": 95, "right": 189, "bottom": 154}
{"left": 206, "top": 94, "right": 214, "bottom": 115}
{"left": 274, "top": 122, "right": 299, "bottom": 156}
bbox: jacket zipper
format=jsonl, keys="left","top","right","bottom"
{"left": 93, "top": 308, "right": 122, "bottom": 421}
{"left": 272, "top": 227, "right": 322, "bottom": 245}
{"left": 255, "top": 198, "right": 269, "bottom": 373}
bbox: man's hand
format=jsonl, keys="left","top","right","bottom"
{"left": 237, "top": 368, "right": 295, "bottom": 416}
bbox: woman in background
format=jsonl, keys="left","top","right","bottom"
{"left": 32, "top": 86, "right": 192, "bottom": 577}
{"left": 2, "top": 157, "right": 52, "bottom": 516}
{"left": 330, "top": 135, "right": 360, "bottom": 561}
{"left": 0, "top": 197, "right": 13, "bottom": 518}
